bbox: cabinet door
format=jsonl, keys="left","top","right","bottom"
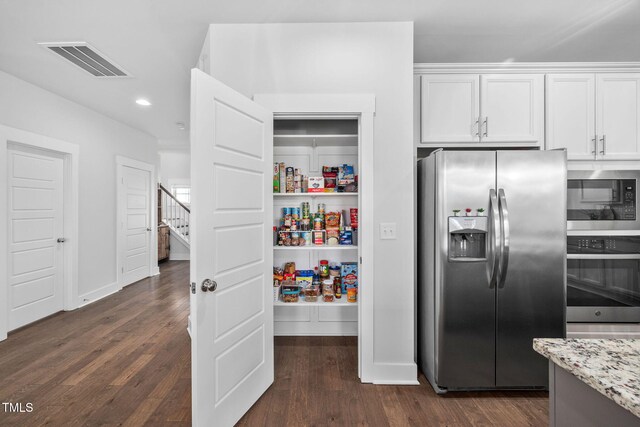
{"left": 546, "top": 74, "right": 596, "bottom": 160}
{"left": 420, "top": 74, "right": 480, "bottom": 143}
{"left": 480, "top": 74, "right": 544, "bottom": 145}
{"left": 596, "top": 73, "right": 640, "bottom": 160}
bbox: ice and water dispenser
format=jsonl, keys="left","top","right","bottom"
{"left": 448, "top": 216, "right": 487, "bottom": 261}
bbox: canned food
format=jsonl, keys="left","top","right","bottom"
{"left": 301, "top": 202, "right": 310, "bottom": 219}
{"left": 317, "top": 203, "right": 326, "bottom": 215}
{"left": 292, "top": 207, "right": 300, "bottom": 220}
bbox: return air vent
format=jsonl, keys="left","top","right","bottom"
{"left": 38, "top": 42, "right": 130, "bottom": 77}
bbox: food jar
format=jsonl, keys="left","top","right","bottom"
{"left": 319, "top": 260, "right": 329, "bottom": 278}
{"left": 347, "top": 287, "right": 357, "bottom": 303}
{"left": 281, "top": 282, "right": 300, "bottom": 303}
{"left": 322, "top": 279, "right": 334, "bottom": 302}
{"left": 304, "top": 286, "right": 318, "bottom": 302}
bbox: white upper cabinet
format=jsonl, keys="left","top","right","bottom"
{"left": 596, "top": 74, "right": 640, "bottom": 160}
{"left": 547, "top": 73, "right": 640, "bottom": 160}
{"left": 420, "top": 75, "right": 480, "bottom": 143}
{"left": 480, "top": 74, "right": 544, "bottom": 144}
{"left": 419, "top": 73, "right": 543, "bottom": 146}
{"left": 546, "top": 74, "right": 596, "bottom": 160}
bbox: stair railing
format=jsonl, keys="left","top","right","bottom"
{"left": 159, "top": 183, "right": 190, "bottom": 244}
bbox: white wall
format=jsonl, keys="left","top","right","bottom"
{"left": 0, "top": 70, "right": 158, "bottom": 313}
{"left": 158, "top": 149, "right": 190, "bottom": 189}
{"left": 206, "top": 22, "right": 416, "bottom": 383}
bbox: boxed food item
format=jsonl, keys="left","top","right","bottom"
{"left": 341, "top": 262, "right": 358, "bottom": 294}
{"left": 338, "top": 164, "right": 355, "bottom": 185}
{"left": 350, "top": 208, "right": 358, "bottom": 229}
{"left": 308, "top": 176, "right": 324, "bottom": 193}
{"left": 296, "top": 270, "right": 314, "bottom": 289}
{"left": 326, "top": 229, "right": 339, "bottom": 246}
{"left": 285, "top": 167, "right": 295, "bottom": 193}
{"left": 325, "top": 212, "right": 341, "bottom": 229}
{"left": 339, "top": 228, "right": 353, "bottom": 245}
{"left": 279, "top": 162, "right": 286, "bottom": 194}
{"left": 322, "top": 166, "right": 338, "bottom": 189}
{"left": 273, "top": 163, "right": 280, "bottom": 193}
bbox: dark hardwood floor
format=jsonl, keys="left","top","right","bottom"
{"left": 0, "top": 261, "right": 548, "bottom": 426}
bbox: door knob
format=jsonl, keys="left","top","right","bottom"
{"left": 201, "top": 279, "right": 217, "bottom": 292}
{"left": 146, "top": 227, "right": 152, "bottom": 231}
{"left": 57, "top": 238, "right": 66, "bottom": 243}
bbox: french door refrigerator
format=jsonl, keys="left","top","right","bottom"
{"left": 418, "top": 150, "right": 567, "bottom": 392}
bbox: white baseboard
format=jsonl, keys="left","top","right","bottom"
{"left": 76, "top": 281, "right": 120, "bottom": 309}
{"left": 368, "top": 362, "right": 419, "bottom": 385}
{"left": 151, "top": 266, "right": 160, "bottom": 276}
{"left": 169, "top": 253, "right": 190, "bottom": 261}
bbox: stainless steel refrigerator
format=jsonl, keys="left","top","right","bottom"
{"left": 418, "top": 150, "right": 567, "bottom": 393}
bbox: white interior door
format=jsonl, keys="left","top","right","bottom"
{"left": 120, "top": 165, "right": 151, "bottom": 286}
{"left": 7, "top": 145, "right": 64, "bottom": 330}
{"left": 190, "top": 69, "right": 273, "bottom": 426}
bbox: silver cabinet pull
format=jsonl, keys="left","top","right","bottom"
{"left": 201, "top": 279, "right": 217, "bottom": 292}
{"left": 599, "top": 134, "right": 606, "bottom": 155}
{"left": 57, "top": 238, "right": 66, "bottom": 243}
{"left": 473, "top": 118, "right": 479, "bottom": 137}
{"left": 592, "top": 135, "right": 597, "bottom": 158}
{"left": 482, "top": 117, "right": 488, "bottom": 137}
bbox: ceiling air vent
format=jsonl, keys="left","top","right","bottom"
{"left": 38, "top": 42, "right": 131, "bottom": 77}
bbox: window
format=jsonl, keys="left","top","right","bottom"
{"left": 172, "top": 186, "right": 191, "bottom": 205}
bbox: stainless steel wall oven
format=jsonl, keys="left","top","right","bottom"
{"left": 567, "top": 235, "right": 640, "bottom": 323}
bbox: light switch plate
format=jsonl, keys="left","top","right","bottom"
{"left": 380, "top": 222, "right": 397, "bottom": 240}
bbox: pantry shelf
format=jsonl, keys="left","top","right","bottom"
{"left": 273, "top": 299, "right": 357, "bottom": 307}
{"left": 274, "top": 246, "right": 358, "bottom": 251}
{"left": 273, "top": 134, "right": 358, "bottom": 147}
{"left": 273, "top": 192, "right": 358, "bottom": 198}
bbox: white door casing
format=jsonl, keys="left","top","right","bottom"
{"left": 117, "top": 158, "right": 155, "bottom": 287}
{"left": 7, "top": 145, "right": 64, "bottom": 330}
{"left": 0, "top": 126, "right": 79, "bottom": 341}
{"left": 190, "top": 69, "right": 273, "bottom": 426}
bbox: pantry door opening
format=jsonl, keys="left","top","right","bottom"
{"left": 254, "top": 94, "right": 375, "bottom": 382}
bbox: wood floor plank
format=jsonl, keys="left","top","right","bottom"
{"left": 0, "top": 260, "right": 549, "bottom": 426}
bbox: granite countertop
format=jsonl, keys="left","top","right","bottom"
{"left": 533, "top": 338, "right": 640, "bottom": 418}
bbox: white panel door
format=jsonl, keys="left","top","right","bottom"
{"left": 420, "top": 74, "right": 480, "bottom": 143}
{"left": 546, "top": 74, "right": 596, "bottom": 160}
{"left": 190, "top": 69, "right": 273, "bottom": 426}
{"left": 120, "top": 166, "right": 151, "bottom": 285}
{"left": 7, "top": 146, "right": 64, "bottom": 330}
{"left": 596, "top": 73, "right": 640, "bottom": 160}
{"left": 480, "top": 74, "right": 544, "bottom": 145}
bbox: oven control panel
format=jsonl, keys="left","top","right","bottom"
{"left": 568, "top": 235, "right": 640, "bottom": 254}
{"left": 622, "top": 179, "right": 636, "bottom": 219}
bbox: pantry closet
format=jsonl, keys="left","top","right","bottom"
{"left": 272, "top": 117, "right": 359, "bottom": 335}
{"left": 255, "top": 94, "right": 374, "bottom": 379}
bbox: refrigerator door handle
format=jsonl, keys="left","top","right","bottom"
{"left": 488, "top": 189, "right": 501, "bottom": 288}
{"left": 497, "top": 188, "right": 510, "bottom": 289}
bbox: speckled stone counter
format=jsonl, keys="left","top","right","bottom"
{"left": 534, "top": 338, "right": 640, "bottom": 424}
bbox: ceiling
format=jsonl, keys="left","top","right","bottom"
{"left": 1, "top": 0, "right": 639, "bottom": 147}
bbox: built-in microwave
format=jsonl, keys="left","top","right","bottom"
{"left": 567, "top": 170, "right": 640, "bottom": 231}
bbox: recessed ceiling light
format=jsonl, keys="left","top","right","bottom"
{"left": 136, "top": 98, "right": 151, "bottom": 106}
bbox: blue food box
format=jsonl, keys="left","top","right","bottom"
{"left": 340, "top": 262, "right": 358, "bottom": 294}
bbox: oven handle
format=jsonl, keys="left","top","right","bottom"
{"left": 567, "top": 254, "right": 640, "bottom": 260}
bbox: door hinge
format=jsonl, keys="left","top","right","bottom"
{"left": 360, "top": 256, "right": 362, "bottom": 264}
{"left": 190, "top": 282, "right": 196, "bottom": 294}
